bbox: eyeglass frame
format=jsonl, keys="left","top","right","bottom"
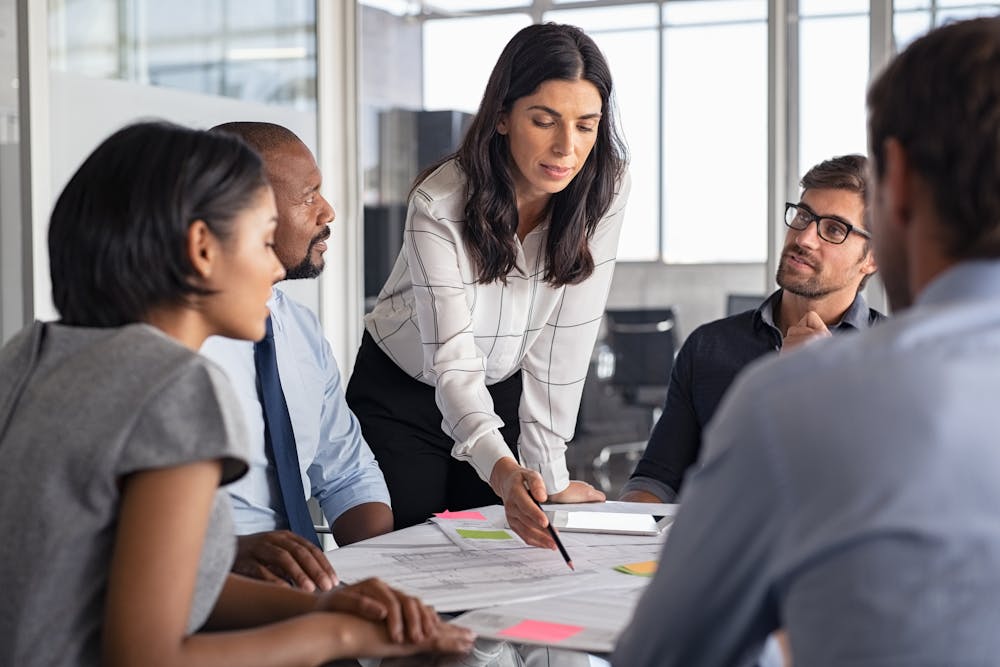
{"left": 784, "top": 202, "right": 872, "bottom": 245}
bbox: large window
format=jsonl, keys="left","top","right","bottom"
{"left": 797, "top": 2, "right": 869, "bottom": 174}
{"left": 423, "top": 14, "right": 532, "bottom": 113}
{"left": 48, "top": 0, "right": 317, "bottom": 109}
{"left": 544, "top": 4, "right": 661, "bottom": 261}
{"left": 660, "top": 1, "right": 767, "bottom": 263}
{"left": 894, "top": 1, "right": 1000, "bottom": 50}
{"left": 421, "top": 2, "right": 768, "bottom": 263}
{"left": 360, "top": 0, "right": 1000, "bottom": 272}
{"left": 411, "top": 1, "right": 769, "bottom": 263}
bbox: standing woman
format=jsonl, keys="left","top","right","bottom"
{"left": 0, "top": 121, "right": 472, "bottom": 667}
{"left": 348, "top": 23, "right": 630, "bottom": 547}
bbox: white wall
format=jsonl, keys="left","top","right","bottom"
{"left": 0, "top": 0, "right": 15, "bottom": 116}
{"left": 608, "top": 262, "right": 770, "bottom": 344}
{"left": 41, "top": 71, "right": 322, "bottom": 322}
{"left": 0, "top": 143, "right": 20, "bottom": 343}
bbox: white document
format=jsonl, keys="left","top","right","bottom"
{"left": 431, "top": 517, "right": 532, "bottom": 551}
{"left": 540, "top": 500, "right": 679, "bottom": 516}
{"left": 451, "top": 586, "right": 647, "bottom": 654}
{"left": 326, "top": 539, "right": 661, "bottom": 613}
{"left": 558, "top": 528, "right": 666, "bottom": 549}
{"left": 546, "top": 510, "right": 673, "bottom": 536}
{"left": 433, "top": 501, "right": 679, "bottom": 519}
{"left": 327, "top": 542, "right": 600, "bottom": 612}
{"left": 560, "top": 543, "right": 662, "bottom": 576}
{"left": 326, "top": 503, "right": 666, "bottom": 614}
{"left": 429, "top": 504, "right": 533, "bottom": 550}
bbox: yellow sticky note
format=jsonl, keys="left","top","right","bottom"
{"left": 614, "top": 560, "right": 658, "bottom": 576}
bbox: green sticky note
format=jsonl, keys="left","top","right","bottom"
{"left": 456, "top": 528, "right": 514, "bottom": 540}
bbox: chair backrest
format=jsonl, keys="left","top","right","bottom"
{"left": 604, "top": 308, "right": 676, "bottom": 402}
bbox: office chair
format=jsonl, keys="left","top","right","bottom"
{"left": 604, "top": 307, "right": 676, "bottom": 415}
{"left": 588, "top": 307, "right": 677, "bottom": 493}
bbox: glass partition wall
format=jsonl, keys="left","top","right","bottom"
{"left": 1, "top": 0, "right": 22, "bottom": 344}
{"left": 11, "top": 0, "right": 323, "bottom": 336}
{"left": 47, "top": 0, "right": 317, "bottom": 109}
{"left": 7, "top": 0, "right": 1000, "bottom": 342}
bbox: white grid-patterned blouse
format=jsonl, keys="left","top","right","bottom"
{"left": 364, "top": 159, "right": 631, "bottom": 493}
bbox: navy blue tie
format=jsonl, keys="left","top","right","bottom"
{"left": 254, "top": 316, "right": 321, "bottom": 547}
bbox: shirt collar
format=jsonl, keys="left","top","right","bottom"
{"left": 916, "top": 259, "right": 1000, "bottom": 308}
{"left": 266, "top": 287, "right": 283, "bottom": 334}
{"left": 754, "top": 290, "right": 782, "bottom": 332}
{"left": 834, "top": 291, "right": 873, "bottom": 331}
{"left": 753, "top": 289, "right": 872, "bottom": 333}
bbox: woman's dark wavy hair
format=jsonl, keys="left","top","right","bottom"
{"left": 414, "top": 23, "right": 627, "bottom": 286}
{"left": 49, "top": 120, "right": 267, "bottom": 327}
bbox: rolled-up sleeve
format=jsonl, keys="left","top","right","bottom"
{"left": 308, "top": 337, "right": 392, "bottom": 523}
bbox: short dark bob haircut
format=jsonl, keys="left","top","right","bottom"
{"left": 49, "top": 120, "right": 268, "bottom": 327}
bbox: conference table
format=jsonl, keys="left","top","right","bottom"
{"left": 323, "top": 501, "right": 678, "bottom": 665}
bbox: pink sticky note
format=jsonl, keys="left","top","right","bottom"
{"left": 497, "top": 619, "right": 583, "bottom": 643}
{"left": 434, "top": 509, "right": 487, "bottom": 521}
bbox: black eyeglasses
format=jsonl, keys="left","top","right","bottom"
{"left": 784, "top": 202, "right": 872, "bottom": 245}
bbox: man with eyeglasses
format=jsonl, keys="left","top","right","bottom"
{"left": 621, "top": 154, "right": 885, "bottom": 505}
{"left": 202, "top": 123, "right": 393, "bottom": 593}
{"left": 615, "top": 17, "right": 1000, "bottom": 666}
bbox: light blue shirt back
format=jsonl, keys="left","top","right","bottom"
{"left": 202, "top": 287, "right": 390, "bottom": 535}
{"left": 614, "top": 260, "right": 1000, "bottom": 666}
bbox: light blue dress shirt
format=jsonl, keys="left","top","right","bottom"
{"left": 614, "top": 260, "right": 1000, "bottom": 666}
{"left": 202, "top": 287, "right": 390, "bottom": 535}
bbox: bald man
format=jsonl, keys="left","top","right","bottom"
{"left": 202, "top": 122, "right": 392, "bottom": 592}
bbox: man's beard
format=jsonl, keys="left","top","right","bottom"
{"left": 776, "top": 270, "right": 832, "bottom": 298}
{"left": 285, "top": 233, "right": 328, "bottom": 280}
{"left": 775, "top": 252, "right": 832, "bottom": 299}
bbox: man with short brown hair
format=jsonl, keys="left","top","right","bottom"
{"left": 622, "top": 154, "right": 883, "bottom": 504}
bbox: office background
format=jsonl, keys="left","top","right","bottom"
{"left": 1, "top": 1, "right": 995, "bottom": 491}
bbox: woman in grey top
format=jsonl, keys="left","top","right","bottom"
{"left": 0, "top": 122, "right": 473, "bottom": 666}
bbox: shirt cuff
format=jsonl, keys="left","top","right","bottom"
{"left": 522, "top": 457, "right": 570, "bottom": 495}
{"left": 321, "top": 488, "right": 393, "bottom": 525}
{"left": 620, "top": 475, "right": 678, "bottom": 503}
{"left": 463, "top": 430, "right": 517, "bottom": 486}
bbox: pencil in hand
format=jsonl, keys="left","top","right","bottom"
{"left": 529, "top": 492, "right": 574, "bottom": 571}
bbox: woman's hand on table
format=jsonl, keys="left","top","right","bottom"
{"left": 547, "top": 480, "right": 605, "bottom": 504}
{"left": 489, "top": 458, "right": 604, "bottom": 548}
{"left": 316, "top": 577, "right": 441, "bottom": 644}
{"left": 331, "top": 613, "right": 476, "bottom": 661}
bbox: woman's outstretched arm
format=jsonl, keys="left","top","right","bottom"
{"left": 103, "top": 461, "right": 474, "bottom": 667}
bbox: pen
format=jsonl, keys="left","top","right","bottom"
{"left": 529, "top": 493, "right": 574, "bottom": 571}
